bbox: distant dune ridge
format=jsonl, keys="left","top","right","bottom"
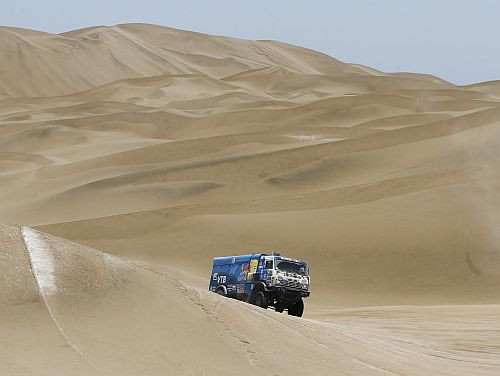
{"left": 0, "top": 23, "right": 368, "bottom": 98}
{"left": 1, "top": 23, "right": 500, "bottom": 375}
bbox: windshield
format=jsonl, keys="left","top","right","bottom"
{"left": 276, "top": 261, "right": 308, "bottom": 276}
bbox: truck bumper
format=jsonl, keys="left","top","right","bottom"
{"left": 266, "top": 286, "right": 310, "bottom": 300}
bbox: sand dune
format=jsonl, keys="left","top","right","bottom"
{"left": 2, "top": 223, "right": 499, "bottom": 375}
{"left": 0, "top": 23, "right": 370, "bottom": 98}
{"left": 1, "top": 23, "right": 500, "bottom": 375}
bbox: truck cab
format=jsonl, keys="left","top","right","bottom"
{"left": 209, "top": 252, "right": 310, "bottom": 317}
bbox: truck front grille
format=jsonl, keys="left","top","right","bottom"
{"left": 279, "top": 279, "right": 306, "bottom": 290}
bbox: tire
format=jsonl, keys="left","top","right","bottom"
{"left": 255, "top": 292, "right": 268, "bottom": 309}
{"left": 288, "top": 298, "right": 304, "bottom": 317}
{"left": 215, "top": 287, "right": 226, "bottom": 296}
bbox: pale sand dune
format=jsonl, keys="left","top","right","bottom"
{"left": 1, "top": 23, "right": 500, "bottom": 375}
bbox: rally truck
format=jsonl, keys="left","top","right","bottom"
{"left": 209, "top": 252, "right": 310, "bottom": 317}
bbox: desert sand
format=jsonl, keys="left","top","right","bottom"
{"left": 1, "top": 23, "right": 500, "bottom": 375}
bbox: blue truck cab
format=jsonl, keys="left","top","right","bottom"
{"left": 209, "top": 252, "right": 310, "bottom": 317}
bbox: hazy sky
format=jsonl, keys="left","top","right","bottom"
{"left": 2, "top": 0, "right": 499, "bottom": 85}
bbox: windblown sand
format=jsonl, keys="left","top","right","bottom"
{"left": 1, "top": 24, "right": 500, "bottom": 375}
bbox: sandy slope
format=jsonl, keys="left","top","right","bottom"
{"left": 2, "top": 223, "right": 499, "bottom": 375}
{"left": 1, "top": 23, "right": 500, "bottom": 374}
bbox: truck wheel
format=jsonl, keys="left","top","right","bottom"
{"left": 215, "top": 287, "right": 226, "bottom": 296}
{"left": 255, "top": 292, "right": 268, "bottom": 309}
{"left": 288, "top": 298, "right": 304, "bottom": 317}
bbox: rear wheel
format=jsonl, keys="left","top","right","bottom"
{"left": 288, "top": 298, "right": 304, "bottom": 317}
{"left": 215, "top": 287, "right": 226, "bottom": 296}
{"left": 255, "top": 292, "right": 268, "bottom": 309}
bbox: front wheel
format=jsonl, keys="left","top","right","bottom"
{"left": 288, "top": 298, "right": 304, "bottom": 317}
